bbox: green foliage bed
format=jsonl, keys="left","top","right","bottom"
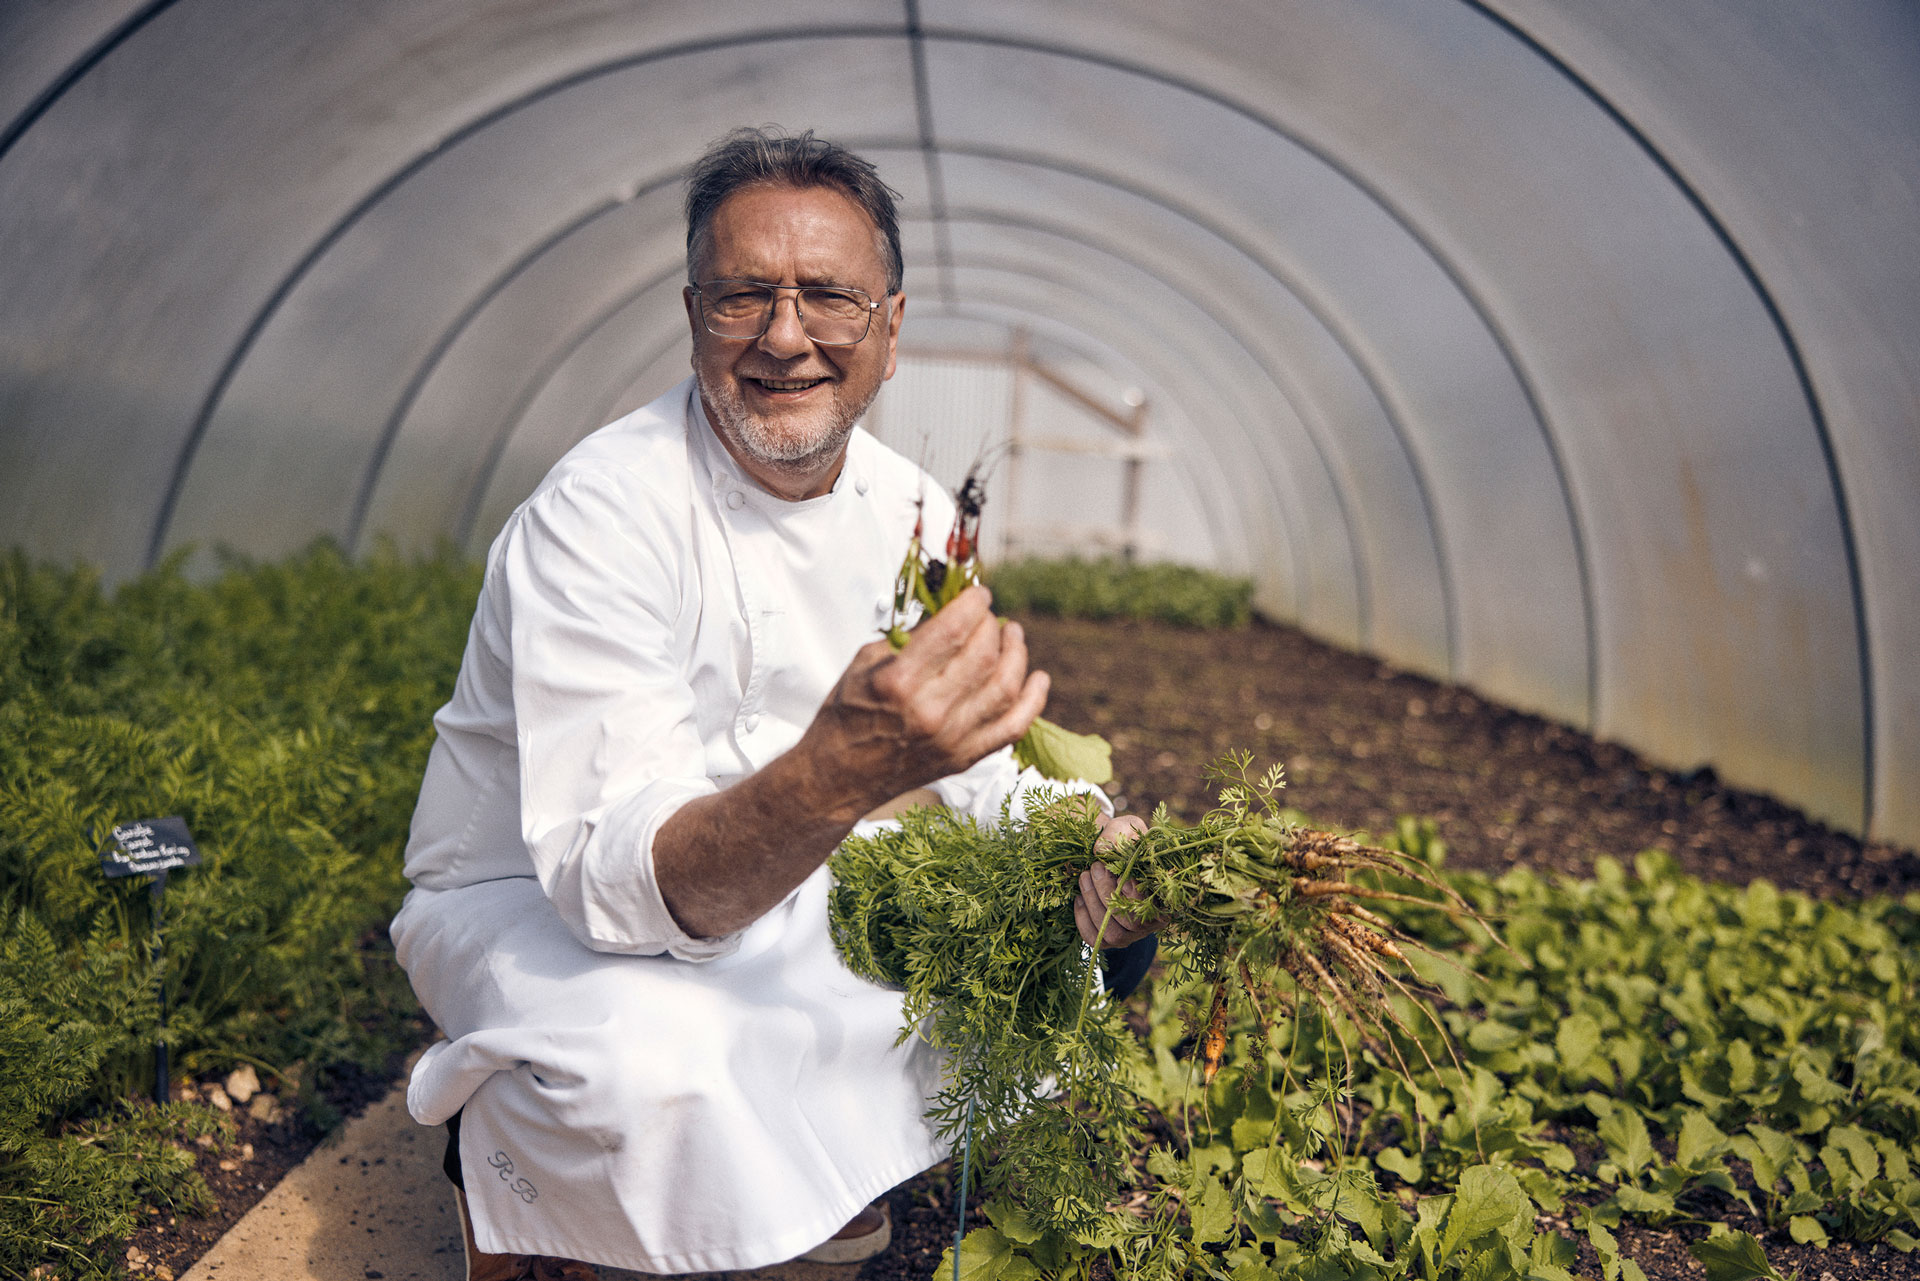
{"left": 985, "top": 557, "right": 1254, "bottom": 629}
{"left": 3, "top": 547, "right": 1914, "bottom": 1281}
{"left": 930, "top": 817, "right": 1920, "bottom": 1280}
{"left": 0, "top": 544, "right": 479, "bottom": 1279}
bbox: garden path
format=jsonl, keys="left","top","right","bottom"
{"left": 179, "top": 1078, "right": 861, "bottom": 1281}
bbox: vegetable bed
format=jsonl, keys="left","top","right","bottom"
{"left": 864, "top": 827, "right": 1919, "bottom": 1281}
{"left": 845, "top": 617, "right": 1920, "bottom": 1281}
{"left": 3, "top": 549, "right": 1915, "bottom": 1280}
{"left": 1, "top": 545, "right": 476, "bottom": 1280}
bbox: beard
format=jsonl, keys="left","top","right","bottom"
{"left": 696, "top": 368, "right": 875, "bottom": 475}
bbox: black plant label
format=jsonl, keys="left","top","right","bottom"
{"left": 98, "top": 816, "right": 201, "bottom": 878}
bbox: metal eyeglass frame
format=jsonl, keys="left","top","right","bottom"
{"left": 687, "top": 277, "right": 887, "bottom": 346}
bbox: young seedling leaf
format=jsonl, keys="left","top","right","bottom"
{"left": 1597, "top": 1103, "right": 1656, "bottom": 1180}
{"left": 1688, "top": 1229, "right": 1789, "bottom": 1280}
{"left": 1012, "top": 714, "right": 1114, "bottom": 784}
{"left": 1440, "top": 1164, "right": 1529, "bottom": 1262}
{"left": 942, "top": 1226, "right": 1016, "bottom": 1281}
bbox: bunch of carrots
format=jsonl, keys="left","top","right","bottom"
{"left": 830, "top": 760, "right": 1490, "bottom": 1236}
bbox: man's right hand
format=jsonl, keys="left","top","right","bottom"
{"left": 655, "top": 584, "right": 1047, "bottom": 939}
{"left": 806, "top": 584, "right": 1049, "bottom": 819}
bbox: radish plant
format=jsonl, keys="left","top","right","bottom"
{"left": 885, "top": 471, "right": 1113, "bottom": 784}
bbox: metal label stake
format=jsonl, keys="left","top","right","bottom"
{"left": 94, "top": 817, "right": 201, "bottom": 1104}
{"left": 149, "top": 868, "right": 169, "bottom": 1104}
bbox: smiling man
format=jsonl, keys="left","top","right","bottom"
{"left": 390, "top": 128, "right": 1150, "bottom": 1280}
{"left": 681, "top": 181, "right": 900, "bottom": 493}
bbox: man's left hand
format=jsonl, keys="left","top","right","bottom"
{"left": 1074, "top": 813, "right": 1158, "bottom": 948}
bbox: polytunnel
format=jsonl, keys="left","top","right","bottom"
{"left": 2, "top": 1, "right": 1916, "bottom": 848}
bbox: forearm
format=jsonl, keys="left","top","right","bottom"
{"left": 658, "top": 585, "right": 1044, "bottom": 939}
{"left": 653, "top": 741, "right": 870, "bottom": 939}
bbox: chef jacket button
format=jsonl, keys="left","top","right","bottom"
{"left": 855, "top": 476, "right": 870, "bottom": 496}
{"left": 743, "top": 713, "right": 761, "bottom": 732}
{"left": 726, "top": 491, "right": 745, "bottom": 510}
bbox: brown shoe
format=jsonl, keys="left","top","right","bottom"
{"left": 526, "top": 1258, "right": 599, "bottom": 1281}
{"left": 797, "top": 1202, "right": 891, "bottom": 1263}
{"left": 453, "top": 1186, "right": 600, "bottom": 1281}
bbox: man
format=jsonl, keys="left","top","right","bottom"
{"left": 392, "top": 127, "right": 1151, "bottom": 1279}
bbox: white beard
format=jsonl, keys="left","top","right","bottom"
{"left": 697, "top": 370, "right": 870, "bottom": 472}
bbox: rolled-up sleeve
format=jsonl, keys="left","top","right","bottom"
{"left": 498, "top": 471, "right": 738, "bottom": 960}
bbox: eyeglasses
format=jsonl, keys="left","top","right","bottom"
{"left": 689, "top": 278, "right": 886, "bottom": 346}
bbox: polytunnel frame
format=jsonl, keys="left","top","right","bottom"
{"left": 435, "top": 184, "right": 1424, "bottom": 657}
{"left": 130, "top": 20, "right": 1554, "bottom": 657}
{"left": 340, "top": 188, "right": 661, "bottom": 552}
{"left": 458, "top": 328, "right": 696, "bottom": 558}
{"left": 134, "top": 24, "right": 901, "bottom": 573}
{"left": 429, "top": 232, "right": 1292, "bottom": 604}
{"left": 908, "top": 25, "right": 1598, "bottom": 721}
{"left": 899, "top": 297, "right": 1250, "bottom": 574}
{"left": 133, "top": 21, "right": 1522, "bottom": 653}
{"left": 5, "top": 4, "right": 1863, "bottom": 822}
{"left": 0, "top": 0, "right": 179, "bottom": 161}
{"left": 447, "top": 259, "right": 1271, "bottom": 584}
{"left": 343, "top": 167, "right": 1347, "bottom": 579}
{"left": 920, "top": 257, "right": 1315, "bottom": 614}
{"left": 452, "top": 276, "right": 688, "bottom": 551}
{"left": 124, "top": 22, "right": 1545, "bottom": 652}
{"left": 430, "top": 247, "right": 1264, "bottom": 579}
{"left": 914, "top": 22, "right": 1875, "bottom": 821}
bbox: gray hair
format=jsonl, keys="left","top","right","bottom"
{"left": 684, "top": 126, "right": 904, "bottom": 294}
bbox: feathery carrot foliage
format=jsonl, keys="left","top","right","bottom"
{"left": 0, "top": 542, "right": 478, "bottom": 1279}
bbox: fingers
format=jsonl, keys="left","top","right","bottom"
{"left": 1076, "top": 862, "right": 1148, "bottom": 949}
{"left": 874, "top": 587, "right": 1045, "bottom": 766}
{"left": 948, "top": 636, "right": 1047, "bottom": 759}
{"left": 869, "top": 586, "right": 1000, "bottom": 711}
{"left": 1074, "top": 893, "right": 1102, "bottom": 948}
{"left": 896, "top": 584, "right": 993, "bottom": 671}
{"left": 1075, "top": 825, "right": 1166, "bottom": 948}
{"left": 1083, "top": 861, "right": 1119, "bottom": 900}
{"left": 820, "top": 583, "right": 1049, "bottom": 800}
{"left": 919, "top": 594, "right": 1021, "bottom": 711}
{"left": 932, "top": 606, "right": 1022, "bottom": 708}
{"left": 1095, "top": 813, "right": 1148, "bottom": 852}
{"left": 1075, "top": 886, "right": 1147, "bottom": 948}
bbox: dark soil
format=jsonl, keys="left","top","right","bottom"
{"left": 1027, "top": 616, "right": 1917, "bottom": 899}
{"left": 140, "top": 617, "right": 1918, "bottom": 1281}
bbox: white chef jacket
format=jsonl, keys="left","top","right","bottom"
{"left": 391, "top": 379, "right": 1102, "bottom": 1273}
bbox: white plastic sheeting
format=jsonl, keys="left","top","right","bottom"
{"left": 1, "top": 0, "right": 1914, "bottom": 846}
